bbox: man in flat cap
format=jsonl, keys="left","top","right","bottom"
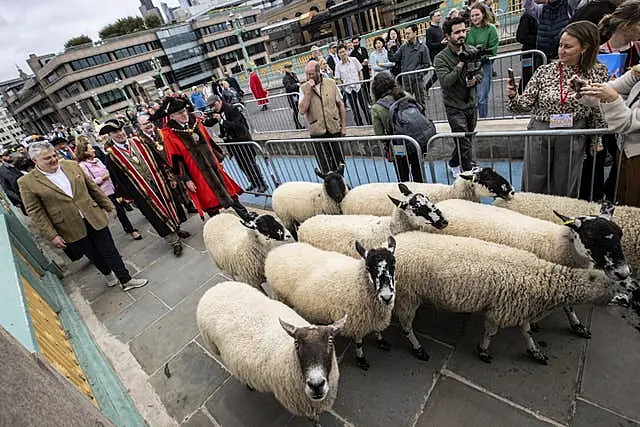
{"left": 153, "top": 97, "right": 249, "bottom": 218}
{"left": 99, "top": 119, "right": 190, "bottom": 257}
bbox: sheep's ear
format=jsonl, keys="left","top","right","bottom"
{"left": 279, "top": 319, "right": 297, "bottom": 338}
{"left": 240, "top": 220, "right": 257, "bottom": 230}
{"left": 314, "top": 168, "right": 327, "bottom": 179}
{"left": 388, "top": 195, "right": 407, "bottom": 210}
{"left": 387, "top": 235, "right": 396, "bottom": 254}
{"left": 458, "top": 169, "right": 477, "bottom": 183}
{"left": 553, "top": 210, "right": 581, "bottom": 229}
{"left": 355, "top": 240, "right": 368, "bottom": 259}
{"left": 599, "top": 200, "right": 615, "bottom": 220}
{"left": 330, "top": 315, "right": 348, "bottom": 336}
{"left": 398, "top": 183, "right": 412, "bottom": 196}
{"left": 336, "top": 163, "right": 345, "bottom": 176}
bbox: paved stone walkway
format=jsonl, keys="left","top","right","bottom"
{"left": 62, "top": 207, "right": 640, "bottom": 427}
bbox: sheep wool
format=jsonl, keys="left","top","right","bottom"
{"left": 272, "top": 182, "right": 342, "bottom": 231}
{"left": 392, "top": 231, "right": 614, "bottom": 362}
{"left": 197, "top": 281, "right": 340, "bottom": 420}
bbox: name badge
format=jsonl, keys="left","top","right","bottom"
{"left": 549, "top": 113, "right": 574, "bottom": 128}
{"left": 392, "top": 144, "right": 406, "bottom": 157}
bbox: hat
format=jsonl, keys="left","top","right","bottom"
{"left": 149, "top": 96, "right": 189, "bottom": 121}
{"left": 97, "top": 119, "right": 125, "bottom": 136}
{"left": 311, "top": 45, "right": 320, "bottom": 51}
{"left": 206, "top": 94, "right": 221, "bottom": 106}
{"left": 49, "top": 136, "right": 69, "bottom": 147}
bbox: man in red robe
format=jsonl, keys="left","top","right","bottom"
{"left": 248, "top": 68, "right": 269, "bottom": 111}
{"left": 152, "top": 97, "right": 249, "bottom": 219}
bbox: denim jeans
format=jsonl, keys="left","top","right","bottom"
{"left": 445, "top": 106, "right": 477, "bottom": 171}
{"left": 477, "top": 62, "right": 492, "bottom": 118}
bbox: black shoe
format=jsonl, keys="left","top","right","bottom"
{"left": 177, "top": 230, "right": 191, "bottom": 239}
{"left": 172, "top": 243, "right": 183, "bottom": 257}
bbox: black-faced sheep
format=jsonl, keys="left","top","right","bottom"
{"left": 265, "top": 238, "right": 397, "bottom": 370}
{"left": 197, "top": 281, "right": 347, "bottom": 427}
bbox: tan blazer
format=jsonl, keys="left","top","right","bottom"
{"left": 18, "top": 160, "right": 114, "bottom": 243}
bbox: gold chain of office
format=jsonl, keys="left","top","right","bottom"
{"left": 167, "top": 122, "right": 201, "bottom": 143}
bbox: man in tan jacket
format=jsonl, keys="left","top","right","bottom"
{"left": 18, "top": 141, "right": 148, "bottom": 292}
{"left": 299, "top": 60, "right": 347, "bottom": 173}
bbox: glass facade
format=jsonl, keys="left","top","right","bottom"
{"left": 156, "top": 25, "right": 213, "bottom": 88}
{"left": 70, "top": 53, "right": 111, "bottom": 71}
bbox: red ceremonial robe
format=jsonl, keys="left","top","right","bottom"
{"left": 161, "top": 117, "right": 243, "bottom": 217}
{"left": 249, "top": 72, "right": 269, "bottom": 106}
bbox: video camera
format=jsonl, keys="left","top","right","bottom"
{"left": 459, "top": 44, "right": 492, "bottom": 82}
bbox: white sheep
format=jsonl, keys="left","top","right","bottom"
{"left": 391, "top": 231, "right": 616, "bottom": 364}
{"left": 298, "top": 183, "right": 448, "bottom": 258}
{"left": 265, "top": 238, "right": 397, "bottom": 370}
{"left": 203, "top": 212, "right": 293, "bottom": 289}
{"left": 426, "top": 198, "right": 630, "bottom": 337}
{"left": 272, "top": 164, "right": 348, "bottom": 238}
{"left": 341, "top": 167, "right": 514, "bottom": 217}
{"left": 197, "top": 281, "right": 347, "bottom": 427}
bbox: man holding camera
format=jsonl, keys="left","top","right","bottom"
{"left": 434, "top": 16, "right": 483, "bottom": 177}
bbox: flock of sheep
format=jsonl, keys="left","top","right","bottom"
{"left": 196, "top": 165, "right": 640, "bottom": 426}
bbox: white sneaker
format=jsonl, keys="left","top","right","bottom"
{"left": 106, "top": 273, "right": 118, "bottom": 287}
{"left": 448, "top": 165, "right": 462, "bottom": 179}
{"left": 121, "top": 278, "right": 149, "bottom": 292}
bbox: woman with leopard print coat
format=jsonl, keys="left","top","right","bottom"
{"left": 506, "top": 21, "right": 609, "bottom": 197}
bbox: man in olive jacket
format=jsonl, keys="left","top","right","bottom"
{"left": 18, "top": 141, "right": 147, "bottom": 292}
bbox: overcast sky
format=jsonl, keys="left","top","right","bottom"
{"left": 0, "top": 0, "right": 179, "bottom": 82}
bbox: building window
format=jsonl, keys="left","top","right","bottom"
{"left": 122, "top": 61, "right": 154, "bottom": 78}
{"left": 214, "top": 35, "right": 238, "bottom": 50}
{"left": 241, "top": 29, "right": 261, "bottom": 41}
{"left": 201, "top": 22, "right": 228, "bottom": 37}
{"left": 167, "top": 48, "right": 202, "bottom": 63}
{"left": 97, "top": 89, "right": 126, "bottom": 107}
{"left": 114, "top": 44, "right": 149, "bottom": 60}
{"left": 70, "top": 53, "right": 111, "bottom": 71}
{"left": 45, "top": 66, "right": 67, "bottom": 85}
{"left": 246, "top": 43, "right": 266, "bottom": 56}
{"left": 243, "top": 16, "right": 257, "bottom": 25}
{"left": 219, "top": 50, "right": 242, "bottom": 65}
{"left": 149, "top": 40, "right": 162, "bottom": 50}
{"left": 254, "top": 57, "right": 266, "bottom": 66}
{"left": 80, "top": 71, "right": 119, "bottom": 90}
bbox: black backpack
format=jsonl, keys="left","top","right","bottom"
{"left": 376, "top": 96, "right": 436, "bottom": 153}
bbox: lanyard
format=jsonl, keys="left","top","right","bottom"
{"left": 558, "top": 63, "right": 578, "bottom": 109}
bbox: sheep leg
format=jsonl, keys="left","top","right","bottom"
{"left": 563, "top": 306, "right": 591, "bottom": 338}
{"left": 374, "top": 331, "right": 391, "bottom": 351}
{"left": 309, "top": 415, "right": 321, "bottom": 427}
{"left": 354, "top": 340, "right": 370, "bottom": 370}
{"left": 522, "top": 322, "right": 549, "bottom": 365}
{"left": 477, "top": 320, "right": 498, "bottom": 363}
{"left": 395, "top": 302, "right": 430, "bottom": 361}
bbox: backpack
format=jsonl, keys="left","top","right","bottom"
{"left": 376, "top": 96, "right": 436, "bottom": 154}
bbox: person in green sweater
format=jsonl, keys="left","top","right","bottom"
{"left": 434, "top": 15, "right": 483, "bottom": 176}
{"left": 466, "top": 3, "right": 499, "bottom": 117}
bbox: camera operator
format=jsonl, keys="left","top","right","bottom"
{"left": 203, "top": 95, "right": 268, "bottom": 193}
{"left": 434, "top": 16, "right": 483, "bottom": 177}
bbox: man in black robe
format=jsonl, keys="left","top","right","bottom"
{"left": 99, "top": 119, "right": 190, "bottom": 257}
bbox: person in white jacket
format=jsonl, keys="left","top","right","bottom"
{"left": 583, "top": 65, "right": 640, "bottom": 207}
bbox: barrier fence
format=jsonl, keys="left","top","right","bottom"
{"left": 218, "top": 128, "right": 619, "bottom": 206}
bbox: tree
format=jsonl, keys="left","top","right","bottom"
{"left": 99, "top": 16, "right": 146, "bottom": 39}
{"left": 64, "top": 35, "right": 93, "bottom": 48}
{"left": 144, "top": 15, "right": 163, "bottom": 29}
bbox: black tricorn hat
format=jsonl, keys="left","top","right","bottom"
{"left": 149, "top": 96, "right": 189, "bottom": 121}
{"left": 98, "top": 119, "right": 126, "bottom": 135}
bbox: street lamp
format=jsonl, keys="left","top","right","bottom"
{"left": 150, "top": 56, "right": 169, "bottom": 88}
{"left": 113, "top": 77, "right": 131, "bottom": 105}
{"left": 74, "top": 100, "right": 89, "bottom": 122}
{"left": 228, "top": 12, "right": 252, "bottom": 79}
{"left": 91, "top": 92, "right": 106, "bottom": 117}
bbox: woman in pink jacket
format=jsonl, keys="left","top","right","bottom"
{"left": 76, "top": 136, "right": 142, "bottom": 240}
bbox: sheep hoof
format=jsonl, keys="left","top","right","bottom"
{"left": 246, "top": 384, "right": 256, "bottom": 392}
{"left": 414, "top": 347, "right": 430, "bottom": 361}
{"left": 376, "top": 338, "right": 392, "bottom": 351}
{"left": 477, "top": 345, "right": 493, "bottom": 363}
{"left": 527, "top": 349, "right": 549, "bottom": 365}
{"left": 530, "top": 322, "right": 540, "bottom": 332}
{"left": 355, "top": 356, "right": 370, "bottom": 371}
{"left": 570, "top": 323, "right": 592, "bottom": 339}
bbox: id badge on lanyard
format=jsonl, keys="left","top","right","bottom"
{"left": 550, "top": 64, "right": 574, "bottom": 128}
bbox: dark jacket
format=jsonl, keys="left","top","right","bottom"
{"left": 388, "top": 41, "right": 430, "bottom": 74}
{"left": 569, "top": 0, "right": 616, "bottom": 25}
{"left": 204, "top": 102, "right": 251, "bottom": 142}
{"left": 0, "top": 162, "right": 24, "bottom": 207}
{"left": 516, "top": 13, "right": 539, "bottom": 52}
{"left": 282, "top": 71, "right": 300, "bottom": 94}
{"left": 326, "top": 55, "right": 337, "bottom": 73}
{"left": 225, "top": 76, "right": 243, "bottom": 96}
{"left": 434, "top": 45, "right": 481, "bottom": 110}
{"left": 426, "top": 24, "right": 445, "bottom": 63}
{"left": 536, "top": 0, "right": 570, "bottom": 61}
{"left": 350, "top": 46, "right": 370, "bottom": 79}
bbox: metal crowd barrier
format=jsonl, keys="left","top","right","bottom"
{"left": 243, "top": 93, "right": 307, "bottom": 134}
{"left": 425, "top": 128, "right": 619, "bottom": 202}
{"left": 218, "top": 141, "right": 280, "bottom": 198}
{"left": 336, "top": 79, "right": 373, "bottom": 127}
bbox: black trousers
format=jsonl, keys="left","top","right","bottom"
{"left": 344, "top": 89, "right": 371, "bottom": 126}
{"left": 286, "top": 93, "right": 304, "bottom": 129}
{"left": 393, "top": 151, "right": 424, "bottom": 182}
{"left": 311, "top": 132, "right": 346, "bottom": 174}
{"left": 108, "top": 194, "right": 135, "bottom": 234}
{"left": 579, "top": 134, "right": 618, "bottom": 202}
{"left": 65, "top": 220, "right": 131, "bottom": 284}
{"left": 227, "top": 145, "right": 266, "bottom": 188}
{"left": 445, "top": 106, "right": 477, "bottom": 171}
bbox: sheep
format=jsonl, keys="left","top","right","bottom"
{"left": 298, "top": 183, "right": 448, "bottom": 258}
{"left": 425, "top": 197, "right": 630, "bottom": 337}
{"left": 391, "top": 231, "right": 616, "bottom": 364}
{"left": 197, "top": 281, "right": 347, "bottom": 427}
{"left": 341, "top": 167, "right": 515, "bottom": 217}
{"left": 265, "top": 238, "right": 397, "bottom": 370}
{"left": 272, "top": 164, "right": 348, "bottom": 238}
{"left": 203, "top": 211, "right": 293, "bottom": 289}
{"left": 494, "top": 193, "right": 640, "bottom": 300}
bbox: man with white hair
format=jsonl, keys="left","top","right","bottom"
{"left": 17, "top": 141, "right": 148, "bottom": 291}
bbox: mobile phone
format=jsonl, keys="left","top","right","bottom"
{"left": 507, "top": 68, "right": 515, "bottom": 85}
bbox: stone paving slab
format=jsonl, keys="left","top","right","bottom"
{"left": 182, "top": 409, "right": 218, "bottom": 427}
{"left": 90, "top": 285, "right": 136, "bottom": 322}
{"left": 104, "top": 291, "right": 169, "bottom": 343}
{"left": 572, "top": 399, "right": 640, "bottom": 427}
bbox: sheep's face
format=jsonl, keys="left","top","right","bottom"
{"left": 554, "top": 209, "right": 630, "bottom": 281}
{"left": 356, "top": 237, "right": 397, "bottom": 306}
{"left": 315, "top": 164, "right": 348, "bottom": 204}
{"left": 389, "top": 184, "right": 448, "bottom": 230}
{"left": 240, "top": 214, "right": 293, "bottom": 242}
{"left": 458, "top": 167, "right": 515, "bottom": 200}
{"left": 280, "top": 316, "right": 347, "bottom": 401}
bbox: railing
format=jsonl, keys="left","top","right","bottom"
{"left": 242, "top": 93, "right": 307, "bottom": 134}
